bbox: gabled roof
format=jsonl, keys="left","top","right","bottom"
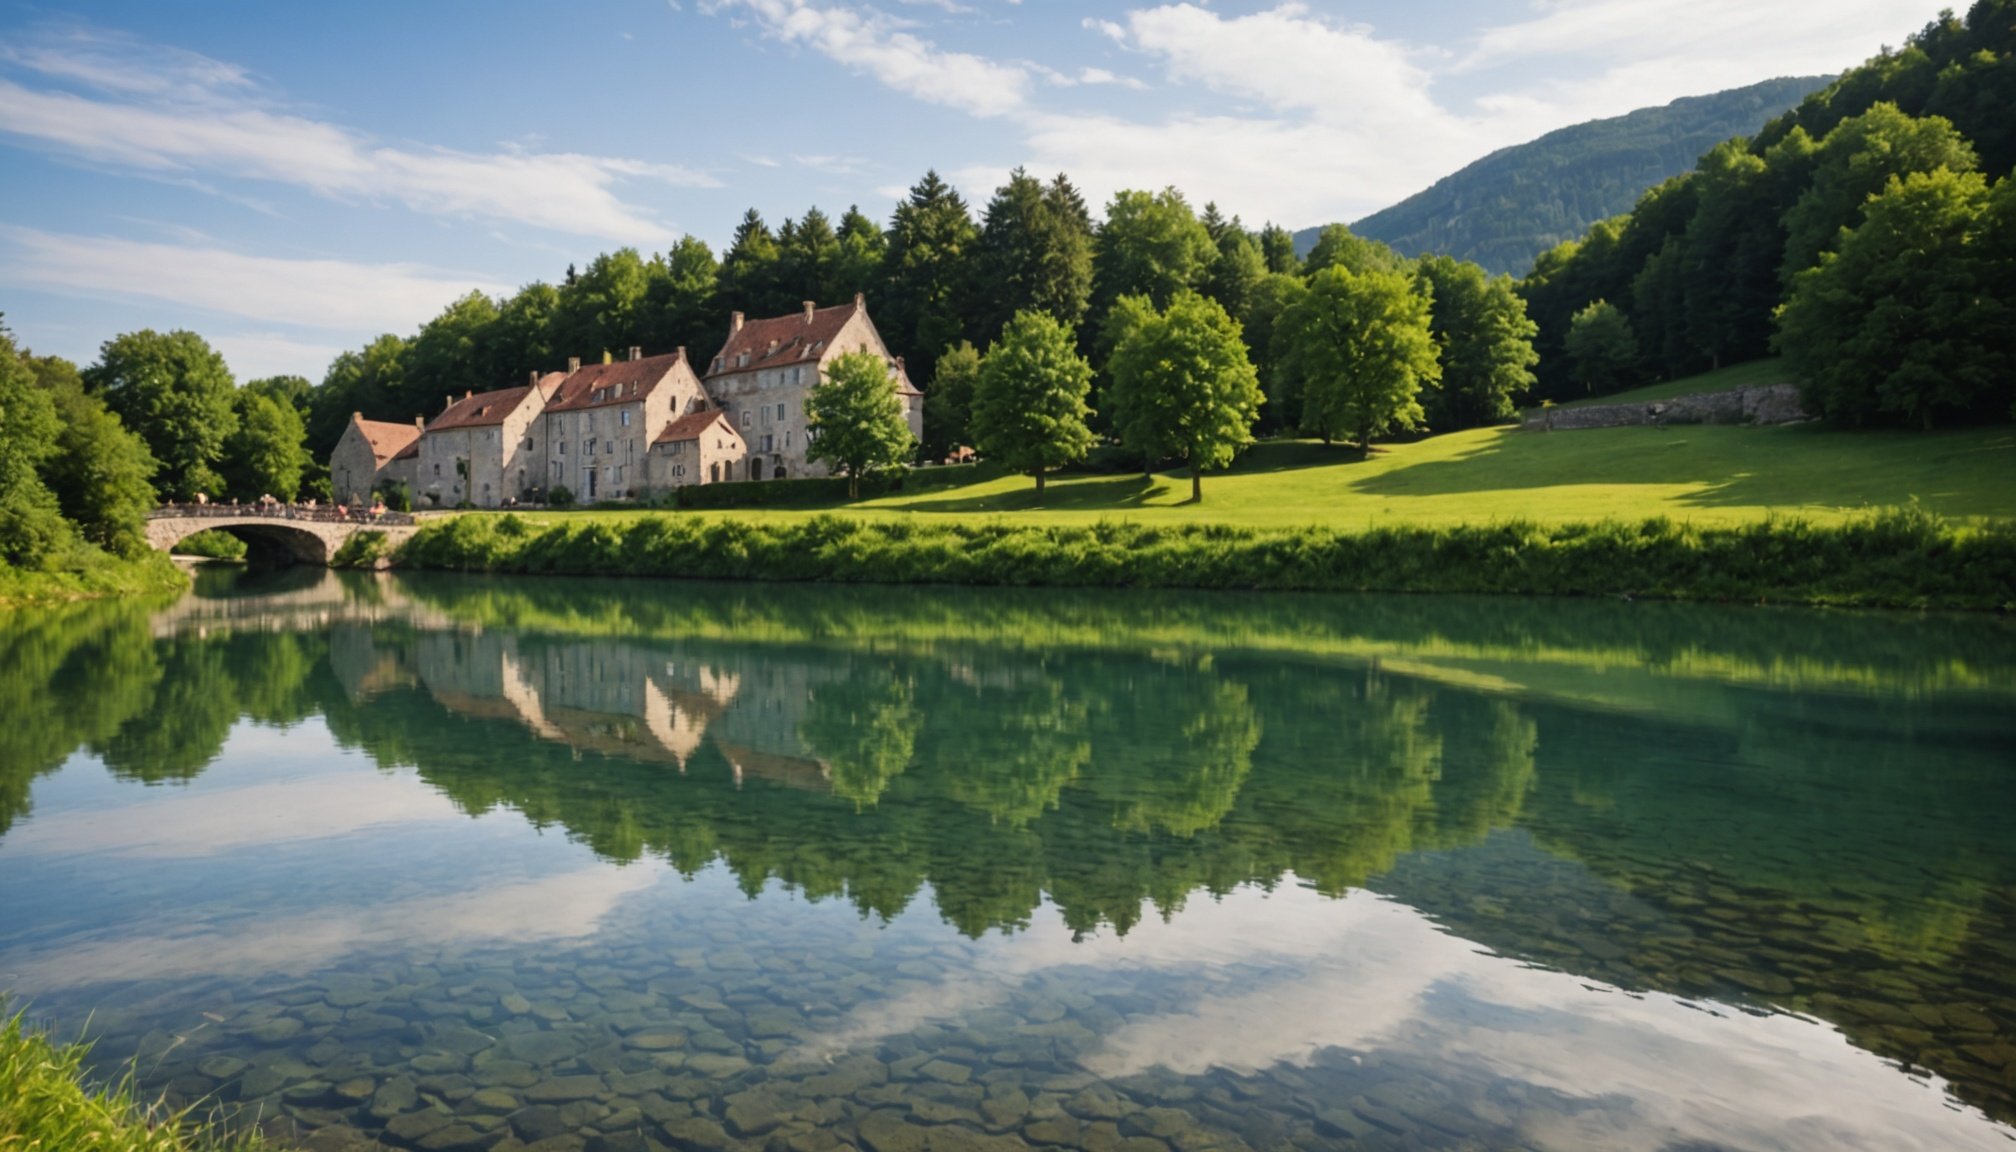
{"left": 428, "top": 377, "right": 557, "bottom": 433}
{"left": 653, "top": 408, "right": 735, "bottom": 444}
{"left": 547, "top": 351, "right": 690, "bottom": 413}
{"left": 350, "top": 416, "right": 421, "bottom": 465}
{"left": 706, "top": 299, "right": 864, "bottom": 378}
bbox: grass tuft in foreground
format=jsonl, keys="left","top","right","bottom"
{"left": 0, "top": 550, "right": 188, "bottom": 608}
{"left": 398, "top": 505, "right": 2016, "bottom": 611}
{"left": 0, "top": 1011, "right": 269, "bottom": 1152}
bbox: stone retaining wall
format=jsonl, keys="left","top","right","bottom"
{"left": 1523, "top": 383, "right": 1808, "bottom": 431}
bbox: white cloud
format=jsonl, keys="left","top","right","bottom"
{"left": 707, "top": 0, "right": 1029, "bottom": 116}
{"left": 0, "top": 31, "right": 714, "bottom": 242}
{"left": 0, "top": 226, "right": 511, "bottom": 332}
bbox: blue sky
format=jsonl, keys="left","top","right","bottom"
{"left": 0, "top": 0, "right": 1951, "bottom": 381}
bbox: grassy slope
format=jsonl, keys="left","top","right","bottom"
{"left": 520, "top": 419, "right": 2014, "bottom": 531}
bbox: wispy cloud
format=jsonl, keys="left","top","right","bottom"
{"left": 705, "top": 0, "right": 1029, "bottom": 116}
{"left": 0, "top": 27, "right": 715, "bottom": 242}
{"left": 0, "top": 226, "right": 511, "bottom": 332}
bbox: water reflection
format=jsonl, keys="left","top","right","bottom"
{"left": 0, "top": 571, "right": 2012, "bottom": 1150}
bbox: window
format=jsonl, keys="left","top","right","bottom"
{"left": 761, "top": 434, "right": 774, "bottom": 452}
{"left": 559, "top": 441, "right": 566, "bottom": 455}
{"left": 777, "top": 401, "right": 786, "bottom": 419}
{"left": 432, "top": 463, "right": 440, "bottom": 477}
{"left": 740, "top": 409, "right": 750, "bottom": 427}
{"left": 785, "top": 430, "right": 792, "bottom": 449}
{"left": 524, "top": 437, "right": 534, "bottom": 449}
{"left": 587, "top": 437, "right": 597, "bottom": 456}
{"left": 620, "top": 409, "right": 631, "bottom": 427}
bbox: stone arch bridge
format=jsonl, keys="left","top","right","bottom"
{"left": 146, "top": 505, "right": 419, "bottom": 566}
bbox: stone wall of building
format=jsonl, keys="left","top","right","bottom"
{"left": 1522, "top": 383, "right": 1808, "bottom": 431}
{"left": 329, "top": 428, "right": 381, "bottom": 506}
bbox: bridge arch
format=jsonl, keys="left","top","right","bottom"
{"left": 144, "top": 507, "right": 418, "bottom": 567}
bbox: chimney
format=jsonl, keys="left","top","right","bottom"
{"left": 602, "top": 350, "right": 612, "bottom": 365}
{"left": 803, "top": 300, "right": 815, "bottom": 323}
{"left": 415, "top": 416, "right": 425, "bottom": 432}
{"left": 675, "top": 346, "right": 687, "bottom": 363}
{"left": 730, "top": 311, "right": 744, "bottom": 333}
{"left": 528, "top": 371, "right": 539, "bottom": 387}
{"left": 567, "top": 356, "right": 581, "bottom": 374}
{"left": 895, "top": 356, "right": 906, "bottom": 373}
{"left": 854, "top": 291, "right": 865, "bottom": 309}
{"left": 351, "top": 410, "right": 362, "bottom": 421}
{"left": 443, "top": 394, "right": 453, "bottom": 412}
{"left": 629, "top": 345, "right": 643, "bottom": 361}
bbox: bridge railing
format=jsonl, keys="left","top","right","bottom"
{"left": 150, "top": 502, "right": 417, "bottom": 527}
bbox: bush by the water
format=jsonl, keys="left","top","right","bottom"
{"left": 398, "top": 507, "right": 2016, "bottom": 610}
{"left": 170, "top": 530, "right": 247, "bottom": 561}
{"left": 329, "top": 529, "right": 391, "bottom": 568}
{"left": 0, "top": 1010, "right": 267, "bottom": 1151}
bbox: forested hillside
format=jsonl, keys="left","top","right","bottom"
{"left": 1298, "top": 76, "right": 1829, "bottom": 277}
{"left": 1520, "top": 0, "right": 2016, "bottom": 427}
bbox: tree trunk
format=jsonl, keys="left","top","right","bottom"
{"left": 1034, "top": 468, "right": 1045, "bottom": 503}
{"left": 1191, "top": 465, "right": 1202, "bottom": 504}
{"left": 849, "top": 472, "right": 859, "bottom": 500}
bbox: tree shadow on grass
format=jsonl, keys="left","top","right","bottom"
{"left": 888, "top": 472, "right": 1178, "bottom": 515}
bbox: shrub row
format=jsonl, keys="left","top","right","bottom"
{"left": 395, "top": 508, "right": 2016, "bottom": 610}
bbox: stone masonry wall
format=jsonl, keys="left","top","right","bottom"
{"left": 1522, "top": 383, "right": 1808, "bottom": 431}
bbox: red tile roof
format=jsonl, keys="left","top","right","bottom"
{"left": 547, "top": 351, "right": 690, "bottom": 413}
{"left": 428, "top": 377, "right": 557, "bottom": 432}
{"left": 391, "top": 439, "right": 419, "bottom": 461}
{"left": 653, "top": 409, "right": 734, "bottom": 444}
{"left": 705, "top": 299, "right": 864, "bottom": 378}
{"left": 352, "top": 416, "right": 421, "bottom": 465}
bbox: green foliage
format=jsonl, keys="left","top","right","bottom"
{"left": 970, "top": 311, "right": 1097, "bottom": 495}
{"left": 1777, "top": 168, "right": 2012, "bottom": 427}
{"left": 805, "top": 350, "right": 915, "bottom": 498}
{"left": 1276, "top": 267, "right": 1441, "bottom": 447}
{"left": 1564, "top": 300, "right": 1641, "bottom": 394}
{"left": 882, "top": 171, "right": 980, "bottom": 387}
{"left": 974, "top": 168, "right": 1096, "bottom": 341}
{"left": 1259, "top": 223, "right": 1300, "bottom": 275}
{"left": 549, "top": 484, "right": 575, "bottom": 508}
{"left": 801, "top": 668, "right": 921, "bottom": 807}
{"left": 377, "top": 479, "right": 412, "bottom": 512}
{"left": 84, "top": 330, "right": 237, "bottom": 501}
{"left": 308, "top": 332, "right": 406, "bottom": 458}
{"left": 1344, "top": 75, "right": 1829, "bottom": 276}
{"left": 921, "top": 340, "right": 981, "bottom": 460}
{"left": 556, "top": 248, "right": 651, "bottom": 359}
{"left": 1107, "top": 292, "right": 1263, "bottom": 501}
{"left": 0, "top": 1010, "right": 270, "bottom": 1152}
{"left": 405, "top": 289, "right": 503, "bottom": 401}
{"left": 0, "top": 331, "right": 72, "bottom": 567}
{"left": 242, "top": 374, "right": 312, "bottom": 416}
{"left": 1778, "top": 102, "right": 1979, "bottom": 284}
{"left": 32, "top": 357, "right": 158, "bottom": 557}
{"left": 397, "top": 506, "right": 2016, "bottom": 611}
{"left": 1415, "top": 255, "right": 1540, "bottom": 430}
{"left": 1091, "top": 188, "right": 1217, "bottom": 335}
{"left": 220, "top": 389, "right": 309, "bottom": 502}
{"left": 330, "top": 529, "right": 391, "bottom": 568}
{"left": 1202, "top": 208, "right": 1269, "bottom": 326}
{"left": 1302, "top": 224, "right": 1406, "bottom": 279}
{"left": 171, "top": 530, "right": 247, "bottom": 561}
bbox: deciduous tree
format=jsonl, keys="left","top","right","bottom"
{"left": 222, "top": 389, "right": 311, "bottom": 501}
{"left": 85, "top": 329, "right": 238, "bottom": 501}
{"left": 921, "top": 340, "right": 981, "bottom": 461}
{"left": 1564, "top": 300, "right": 1640, "bottom": 394}
{"left": 1276, "top": 267, "right": 1440, "bottom": 448}
{"left": 1414, "top": 255, "right": 1540, "bottom": 431}
{"left": 1107, "top": 291, "right": 1263, "bottom": 502}
{"left": 970, "top": 310, "right": 1096, "bottom": 498}
{"left": 806, "top": 350, "right": 915, "bottom": 498}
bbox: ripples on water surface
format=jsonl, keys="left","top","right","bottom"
{"left": 1, "top": 567, "right": 2013, "bottom": 1152}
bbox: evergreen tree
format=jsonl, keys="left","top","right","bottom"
{"left": 1205, "top": 220, "right": 1269, "bottom": 327}
{"left": 1107, "top": 292, "right": 1263, "bottom": 502}
{"left": 1777, "top": 168, "right": 2011, "bottom": 427}
{"left": 1564, "top": 300, "right": 1641, "bottom": 393}
{"left": 719, "top": 208, "right": 787, "bottom": 318}
{"left": 806, "top": 350, "right": 915, "bottom": 498}
{"left": 974, "top": 168, "right": 1096, "bottom": 341}
{"left": 84, "top": 329, "right": 238, "bottom": 501}
{"left": 883, "top": 171, "right": 980, "bottom": 387}
{"left": 1414, "top": 255, "right": 1540, "bottom": 431}
{"left": 781, "top": 207, "right": 842, "bottom": 304}
{"left": 833, "top": 206, "right": 888, "bottom": 301}
{"left": 921, "top": 340, "right": 981, "bottom": 460}
{"left": 1275, "top": 267, "right": 1441, "bottom": 447}
{"left": 970, "top": 310, "right": 1096, "bottom": 498}
{"left": 1259, "top": 223, "right": 1301, "bottom": 275}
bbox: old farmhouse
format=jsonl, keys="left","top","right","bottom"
{"left": 355, "top": 295, "right": 918, "bottom": 507}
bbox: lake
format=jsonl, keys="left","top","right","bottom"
{"left": 1, "top": 567, "right": 2013, "bottom": 1152}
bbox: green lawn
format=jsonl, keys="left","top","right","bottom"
{"left": 1546, "top": 359, "right": 1791, "bottom": 409}
{"left": 509, "top": 419, "right": 2015, "bottom": 531}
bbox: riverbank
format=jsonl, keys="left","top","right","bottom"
{"left": 396, "top": 507, "right": 2016, "bottom": 611}
{"left": 0, "top": 551, "right": 187, "bottom": 608}
{"left": 0, "top": 1011, "right": 268, "bottom": 1151}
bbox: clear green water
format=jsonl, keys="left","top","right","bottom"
{"left": 2, "top": 567, "right": 2014, "bottom": 1152}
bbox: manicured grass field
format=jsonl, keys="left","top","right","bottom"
{"left": 1546, "top": 359, "right": 1791, "bottom": 409}
{"left": 509, "top": 419, "right": 2015, "bottom": 531}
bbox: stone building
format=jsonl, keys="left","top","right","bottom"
{"left": 647, "top": 409, "right": 746, "bottom": 488}
{"left": 329, "top": 413, "right": 422, "bottom": 505}
{"left": 541, "top": 347, "right": 709, "bottom": 502}
{"left": 415, "top": 374, "right": 560, "bottom": 508}
{"left": 702, "top": 295, "right": 922, "bottom": 482}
